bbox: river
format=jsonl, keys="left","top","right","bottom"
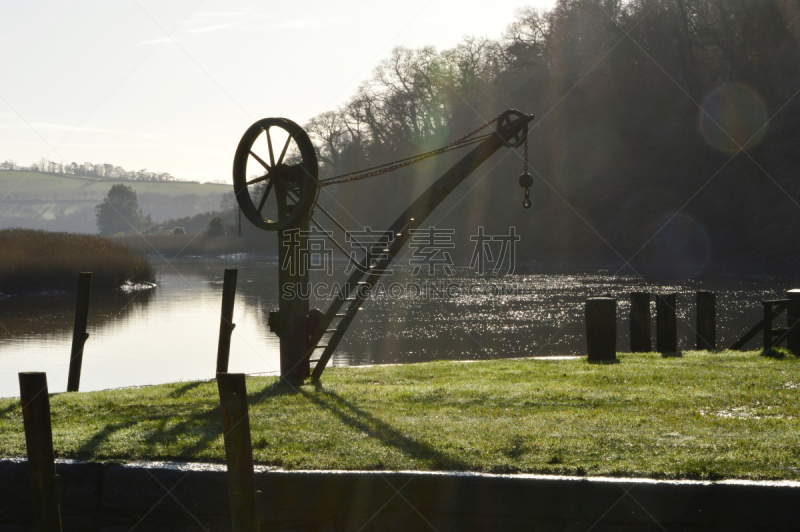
{"left": 0, "top": 257, "right": 795, "bottom": 397}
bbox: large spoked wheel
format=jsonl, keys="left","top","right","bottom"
{"left": 496, "top": 109, "right": 529, "bottom": 148}
{"left": 233, "top": 118, "right": 319, "bottom": 231}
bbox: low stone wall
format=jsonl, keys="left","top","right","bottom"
{"left": 1, "top": 459, "right": 799, "bottom": 531}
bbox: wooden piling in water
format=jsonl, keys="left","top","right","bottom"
{"left": 763, "top": 301, "right": 781, "bottom": 351}
{"left": 66, "top": 272, "right": 92, "bottom": 392}
{"left": 585, "top": 297, "right": 617, "bottom": 362}
{"left": 216, "top": 269, "right": 238, "bottom": 374}
{"left": 696, "top": 291, "right": 716, "bottom": 351}
{"left": 656, "top": 294, "right": 678, "bottom": 353}
{"left": 787, "top": 290, "right": 800, "bottom": 356}
{"left": 217, "top": 373, "right": 260, "bottom": 532}
{"left": 18, "top": 372, "right": 62, "bottom": 532}
{"left": 630, "top": 292, "right": 651, "bottom": 352}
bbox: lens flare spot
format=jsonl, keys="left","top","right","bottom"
{"left": 699, "top": 83, "right": 767, "bottom": 153}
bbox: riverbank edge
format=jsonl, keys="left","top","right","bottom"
{"left": 0, "top": 281, "right": 157, "bottom": 300}
{"left": 1, "top": 458, "right": 798, "bottom": 531}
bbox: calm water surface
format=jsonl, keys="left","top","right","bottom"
{"left": 0, "top": 258, "right": 795, "bottom": 397}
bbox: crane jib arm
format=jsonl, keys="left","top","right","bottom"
{"left": 309, "top": 111, "right": 534, "bottom": 380}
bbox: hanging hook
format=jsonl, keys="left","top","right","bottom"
{"left": 519, "top": 136, "right": 532, "bottom": 209}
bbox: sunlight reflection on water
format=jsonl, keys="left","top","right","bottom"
{"left": 0, "top": 259, "right": 794, "bottom": 397}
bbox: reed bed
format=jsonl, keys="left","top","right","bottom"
{"left": 0, "top": 229, "right": 154, "bottom": 294}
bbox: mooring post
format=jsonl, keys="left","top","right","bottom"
{"left": 585, "top": 297, "right": 617, "bottom": 362}
{"left": 66, "top": 272, "right": 92, "bottom": 392}
{"left": 656, "top": 294, "right": 678, "bottom": 353}
{"left": 216, "top": 269, "right": 239, "bottom": 374}
{"left": 763, "top": 302, "right": 779, "bottom": 351}
{"left": 19, "top": 372, "right": 62, "bottom": 532}
{"left": 630, "top": 292, "right": 651, "bottom": 352}
{"left": 787, "top": 290, "right": 800, "bottom": 355}
{"left": 217, "top": 373, "right": 260, "bottom": 532}
{"left": 696, "top": 291, "right": 716, "bottom": 351}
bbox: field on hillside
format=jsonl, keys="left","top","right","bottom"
{"left": 0, "top": 351, "right": 798, "bottom": 479}
{"left": 0, "top": 170, "right": 229, "bottom": 200}
{"left": 0, "top": 171, "right": 230, "bottom": 231}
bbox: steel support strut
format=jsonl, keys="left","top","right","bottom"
{"left": 275, "top": 184, "right": 311, "bottom": 383}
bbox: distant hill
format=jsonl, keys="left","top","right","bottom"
{"left": 0, "top": 170, "right": 230, "bottom": 233}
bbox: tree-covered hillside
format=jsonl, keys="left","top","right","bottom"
{"left": 303, "top": 0, "right": 800, "bottom": 277}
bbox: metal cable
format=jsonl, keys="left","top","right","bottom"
{"left": 319, "top": 117, "right": 500, "bottom": 187}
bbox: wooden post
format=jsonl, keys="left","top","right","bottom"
{"left": 696, "top": 291, "right": 716, "bottom": 350}
{"left": 763, "top": 302, "right": 778, "bottom": 351}
{"left": 217, "top": 373, "right": 259, "bottom": 532}
{"left": 585, "top": 297, "right": 617, "bottom": 362}
{"left": 18, "top": 372, "right": 62, "bottom": 532}
{"left": 787, "top": 290, "right": 800, "bottom": 355}
{"left": 66, "top": 272, "right": 92, "bottom": 392}
{"left": 630, "top": 292, "right": 651, "bottom": 352}
{"left": 656, "top": 294, "right": 678, "bottom": 353}
{"left": 216, "top": 269, "right": 238, "bottom": 374}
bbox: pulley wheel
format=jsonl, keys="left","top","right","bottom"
{"left": 233, "top": 118, "right": 319, "bottom": 231}
{"left": 496, "top": 109, "right": 529, "bottom": 148}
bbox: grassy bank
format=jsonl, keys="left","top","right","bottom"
{"left": 0, "top": 229, "right": 154, "bottom": 293}
{"left": 0, "top": 351, "right": 798, "bottom": 480}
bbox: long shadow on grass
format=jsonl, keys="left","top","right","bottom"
{"left": 0, "top": 400, "right": 20, "bottom": 418}
{"left": 168, "top": 380, "right": 207, "bottom": 398}
{"left": 77, "top": 421, "right": 140, "bottom": 456}
{"left": 73, "top": 408, "right": 226, "bottom": 460}
{"left": 253, "top": 380, "right": 301, "bottom": 398}
{"left": 137, "top": 381, "right": 301, "bottom": 458}
{"left": 72, "top": 381, "right": 289, "bottom": 460}
{"left": 298, "top": 385, "right": 469, "bottom": 469}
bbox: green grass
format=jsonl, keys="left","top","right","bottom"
{"left": 1, "top": 351, "right": 799, "bottom": 480}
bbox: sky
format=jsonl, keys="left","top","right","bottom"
{"left": 0, "top": 0, "right": 556, "bottom": 182}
